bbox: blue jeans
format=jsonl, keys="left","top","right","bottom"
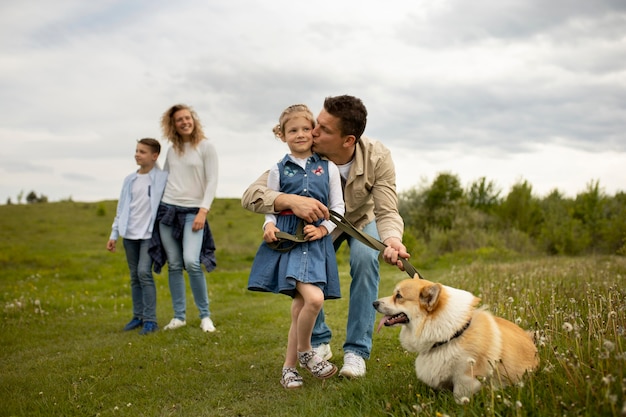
{"left": 123, "top": 238, "right": 157, "bottom": 322}
{"left": 311, "top": 220, "right": 380, "bottom": 359}
{"left": 159, "top": 214, "right": 210, "bottom": 321}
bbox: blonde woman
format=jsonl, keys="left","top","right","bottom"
{"left": 150, "top": 104, "right": 218, "bottom": 333}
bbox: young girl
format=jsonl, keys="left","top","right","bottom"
{"left": 247, "top": 104, "right": 345, "bottom": 389}
{"left": 107, "top": 138, "right": 168, "bottom": 335}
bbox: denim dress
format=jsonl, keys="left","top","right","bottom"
{"left": 247, "top": 154, "right": 341, "bottom": 300}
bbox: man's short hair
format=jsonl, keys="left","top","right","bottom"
{"left": 323, "top": 95, "right": 367, "bottom": 141}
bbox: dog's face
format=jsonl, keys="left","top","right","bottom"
{"left": 373, "top": 278, "right": 445, "bottom": 331}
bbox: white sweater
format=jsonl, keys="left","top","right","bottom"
{"left": 162, "top": 138, "right": 218, "bottom": 210}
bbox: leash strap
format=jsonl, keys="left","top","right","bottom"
{"left": 328, "top": 210, "right": 423, "bottom": 279}
{"left": 266, "top": 219, "right": 307, "bottom": 253}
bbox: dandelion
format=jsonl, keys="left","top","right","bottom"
{"left": 603, "top": 340, "right": 615, "bottom": 352}
{"left": 602, "top": 375, "right": 615, "bottom": 385}
{"left": 515, "top": 400, "right": 522, "bottom": 409}
{"left": 563, "top": 322, "right": 573, "bottom": 332}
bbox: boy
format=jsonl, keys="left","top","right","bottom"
{"left": 107, "top": 138, "right": 168, "bottom": 335}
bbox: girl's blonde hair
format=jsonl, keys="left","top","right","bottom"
{"left": 160, "top": 104, "right": 206, "bottom": 154}
{"left": 272, "top": 104, "right": 315, "bottom": 139}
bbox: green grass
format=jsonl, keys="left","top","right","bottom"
{"left": 1, "top": 200, "right": 625, "bottom": 416}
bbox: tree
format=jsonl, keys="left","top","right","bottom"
{"left": 538, "top": 189, "right": 588, "bottom": 255}
{"left": 498, "top": 180, "right": 542, "bottom": 236}
{"left": 26, "top": 191, "right": 38, "bottom": 204}
{"left": 467, "top": 176, "right": 501, "bottom": 213}
{"left": 424, "top": 172, "right": 464, "bottom": 231}
{"left": 25, "top": 191, "right": 48, "bottom": 204}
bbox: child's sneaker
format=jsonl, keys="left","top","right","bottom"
{"left": 298, "top": 350, "right": 337, "bottom": 379}
{"left": 123, "top": 317, "right": 143, "bottom": 331}
{"left": 280, "top": 367, "right": 303, "bottom": 389}
{"left": 139, "top": 321, "right": 159, "bottom": 335}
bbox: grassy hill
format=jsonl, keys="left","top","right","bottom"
{"left": 0, "top": 200, "right": 624, "bottom": 416}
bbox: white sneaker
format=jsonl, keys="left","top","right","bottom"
{"left": 340, "top": 352, "right": 366, "bottom": 378}
{"left": 200, "top": 317, "right": 216, "bottom": 332}
{"left": 163, "top": 318, "right": 186, "bottom": 330}
{"left": 312, "top": 343, "right": 332, "bottom": 360}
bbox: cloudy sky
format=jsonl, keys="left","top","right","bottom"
{"left": 1, "top": 0, "right": 624, "bottom": 204}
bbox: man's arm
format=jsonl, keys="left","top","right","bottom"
{"left": 241, "top": 171, "right": 280, "bottom": 214}
{"left": 241, "top": 171, "right": 330, "bottom": 222}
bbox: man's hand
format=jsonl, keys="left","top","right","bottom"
{"left": 382, "top": 237, "right": 410, "bottom": 271}
{"left": 274, "top": 194, "right": 329, "bottom": 223}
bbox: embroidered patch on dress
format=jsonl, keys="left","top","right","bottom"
{"left": 312, "top": 165, "right": 324, "bottom": 176}
{"left": 283, "top": 166, "right": 296, "bottom": 177}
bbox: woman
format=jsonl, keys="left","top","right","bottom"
{"left": 150, "top": 104, "right": 218, "bottom": 332}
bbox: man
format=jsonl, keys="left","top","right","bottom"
{"left": 241, "top": 95, "right": 409, "bottom": 378}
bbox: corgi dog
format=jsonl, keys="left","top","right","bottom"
{"left": 373, "top": 277, "right": 538, "bottom": 403}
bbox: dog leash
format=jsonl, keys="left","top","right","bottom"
{"left": 266, "top": 218, "right": 308, "bottom": 252}
{"left": 265, "top": 210, "right": 424, "bottom": 279}
{"left": 328, "top": 210, "right": 424, "bottom": 279}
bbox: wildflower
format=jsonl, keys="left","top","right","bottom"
{"left": 603, "top": 340, "right": 615, "bottom": 352}
{"left": 516, "top": 400, "right": 522, "bottom": 409}
{"left": 600, "top": 373, "right": 612, "bottom": 386}
{"left": 562, "top": 322, "right": 573, "bottom": 332}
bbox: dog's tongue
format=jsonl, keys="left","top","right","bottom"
{"left": 376, "top": 316, "right": 390, "bottom": 333}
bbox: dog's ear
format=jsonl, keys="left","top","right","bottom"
{"left": 419, "top": 283, "right": 442, "bottom": 312}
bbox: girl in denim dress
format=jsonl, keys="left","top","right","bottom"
{"left": 247, "top": 104, "right": 344, "bottom": 389}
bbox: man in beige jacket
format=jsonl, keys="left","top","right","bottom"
{"left": 241, "top": 95, "right": 410, "bottom": 378}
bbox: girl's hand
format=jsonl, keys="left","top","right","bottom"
{"left": 303, "top": 224, "right": 327, "bottom": 241}
{"left": 263, "top": 223, "right": 279, "bottom": 243}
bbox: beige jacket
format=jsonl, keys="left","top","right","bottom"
{"left": 241, "top": 136, "right": 404, "bottom": 243}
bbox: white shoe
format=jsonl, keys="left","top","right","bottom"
{"left": 200, "top": 317, "right": 216, "bottom": 332}
{"left": 163, "top": 318, "right": 186, "bottom": 330}
{"left": 340, "top": 352, "right": 366, "bottom": 378}
{"left": 312, "top": 343, "right": 332, "bottom": 360}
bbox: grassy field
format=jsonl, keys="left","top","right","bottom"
{"left": 0, "top": 200, "right": 625, "bottom": 417}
